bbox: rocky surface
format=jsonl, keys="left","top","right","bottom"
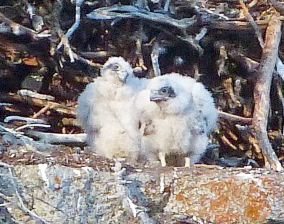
{"left": 1, "top": 161, "right": 284, "bottom": 224}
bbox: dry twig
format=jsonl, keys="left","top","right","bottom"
{"left": 0, "top": 93, "right": 76, "bottom": 116}
{"left": 87, "top": 5, "right": 195, "bottom": 30}
{"left": 269, "top": 0, "right": 284, "bottom": 16}
{"left": 151, "top": 42, "right": 161, "bottom": 77}
{"left": 218, "top": 111, "right": 252, "bottom": 124}
{"left": 4, "top": 116, "right": 47, "bottom": 124}
{"left": 240, "top": 1, "right": 264, "bottom": 48}
{"left": 26, "top": 130, "right": 87, "bottom": 145}
{"left": 0, "top": 12, "right": 50, "bottom": 40}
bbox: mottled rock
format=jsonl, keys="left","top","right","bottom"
{"left": 0, "top": 162, "right": 284, "bottom": 224}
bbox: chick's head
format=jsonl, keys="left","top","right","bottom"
{"left": 147, "top": 75, "right": 192, "bottom": 114}
{"left": 101, "top": 57, "right": 133, "bottom": 84}
{"left": 149, "top": 78, "right": 177, "bottom": 102}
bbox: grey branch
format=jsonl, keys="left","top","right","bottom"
{"left": 87, "top": 5, "right": 195, "bottom": 30}
{"left": 252, "top": 15, "right": 283, "bottom": 171}
{"left": 26, "top": 130, "right": 87, "bottom": 145}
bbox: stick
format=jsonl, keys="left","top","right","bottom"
{"left": 218, "top": 111, "right": 252, "bottom": 124}
{"left": 4, "top": 116, "right": 47, "bottom": 124}
{"left": 26, "top": 130, "right": 87, "bottom": 145}
{"left": 135, "top": 22, "right": 147, "bottom": 70}
{"left": 151, "top": 42, "right": 161, "bottom": 77}
{"left": 0, "top": 93, "right": 76, "bottom": 116}
{"left": 18, "top": 89, "right": 55, "bottom": 101}
{"left": 252, "top": 15, "right": 283, "bottom": 171}
{"left": 0, "top": 12, "right": 50, "bottom": 40}
{"left": 87, "top": 5, "right": 195, "bottom": 30}
{"left": 240, "top": 1, "right": 264, "bottom": 48}
{"left": 269, "top": 0, "right": 284, "bottom": 16}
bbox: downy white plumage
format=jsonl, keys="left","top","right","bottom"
{"left": 136, "top": 73, "right": 218, "bottom": 167}
{"left": 77, "top": 57, "right": 146, "bottom": 163}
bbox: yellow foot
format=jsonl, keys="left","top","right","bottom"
{"left": 159, "top": 152, "right": 166, "bottom": 167}
{"left": 185, "top": 157, "right": 191, "bottom": 167}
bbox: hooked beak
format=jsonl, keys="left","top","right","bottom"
{"left": 118, "top": 72, "right": 129, "bottom": 83}
{"left": 150, "top": 91, "right": 168, "bottom": 102}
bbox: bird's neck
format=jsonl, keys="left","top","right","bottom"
{"left": 158, "top": 97, "right": 190, "bottom": 115}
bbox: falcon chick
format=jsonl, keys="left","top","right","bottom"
{"left": 77, "top": 57, "right": 144, "bottom": 163}
{"left": 137, "top": 73, "right": 218, "bottom": 167}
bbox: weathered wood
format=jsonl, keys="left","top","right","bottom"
{"left": 218, "top": 111, "right": 252, "bottom": 124}
{"left": 87, "top": 5, "right": 196, "bottom": 31}
{"left": 269, "top": 0, "right": 284, "bottom": 16}
{"left": 0, "top": 12, "right": 49, "bottom": 40}
{"left": 26, "top": 130, "right": 87, "bottom": 146}
{"left": 227, "top": 49, "right": 259, "bottom": 75}
{"left": 252, "top": 15, "right": 283, "bottom": 171}
{"left": 240, "top": 1, "right": 264, "bottom": 48}
{"left": 0, "top": 93, "right": 76, "bottom": 116}
{"left": 207, "top": 20, "right": 269, "bottom": 31}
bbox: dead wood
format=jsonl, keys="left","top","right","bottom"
{"left": 227, "top": 49, "right": 259, "bottom": 75}
{"left": 0, "top": 93, "right": 76, "bottom": 116}
{"left": 87, "top": 5, "right": 196, "bottom": 31}
{"left": 1, "top": 0, "right": 284, "bottom": 176}
{"left": 0, "top": 12, "right": 49, "bottom": 40}
{"left": 18, "top": 89, "right": 55, "bottom": 101}
{"left": 4, "top": 115, "right": 47, "bottom": 124}
{"left": 25, "top": 130, "right": 86, "bottom": 146}
{"left": 252, "top": 15, "right": 283, "bottom": 171}
{"left": 218, "top": 111, "right": 252, "bottom": 124}
{"left": 205, "top": 20, "right": 270, "bottom": 31}
{"left": 151, "top": 42, "right": 161, "bottom": 77}
{"left": 1, "top": 1, "right": 284, "bottom": 222}
{"left": 269, "top": 0, "right": 284, "bottom": 16}
{"left": 240, "top": 1, "right": 264, "bottom": 48}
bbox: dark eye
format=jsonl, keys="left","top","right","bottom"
{"left": 113, "top": 64, "right": 120, "bottom": 71}
{"left": 161, "top": 87, "right": 168, "bottom": 93}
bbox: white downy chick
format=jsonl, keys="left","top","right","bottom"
{"left": 77, "top": 57, "right": 145, "bottom": 163}
{"left": 136, "top": 73, "right": 217, "bottom": 167}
